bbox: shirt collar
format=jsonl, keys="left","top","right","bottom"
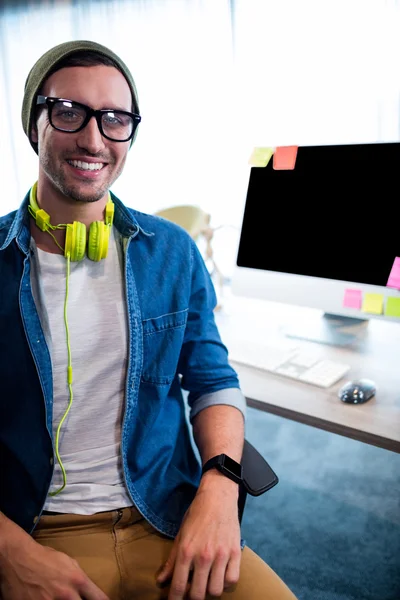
{"left": 0, "top": 188, "right": 151, "bottom": 255}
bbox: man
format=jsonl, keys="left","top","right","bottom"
{"left": 0, "top": 40, "right": 297, "bottom": 600}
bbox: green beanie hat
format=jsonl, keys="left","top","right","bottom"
{"left": 21, "top": 40, "right": 140, "bottom": 154}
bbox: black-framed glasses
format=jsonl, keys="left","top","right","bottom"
{"left": 36, "top": 95, "right": 141, "bottom": 142}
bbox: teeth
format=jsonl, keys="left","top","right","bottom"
{"left": 68, "top": 160, "right": 104, "bottom": 171}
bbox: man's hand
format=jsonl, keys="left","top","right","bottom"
{"left": 0, "top": 515, "right": 109, "bottom": 600}
{"left": 157, "top": 471, "right": 241, "bottom": 600}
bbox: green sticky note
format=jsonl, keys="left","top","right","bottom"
{"left": 362, "top": 293, "right": 384, "bottom": 315}
{"left": 385, "top": 296, "right": 400, "bottom": 317}
{"left": 248, "top": 147, "right": 274, "bottom": 167}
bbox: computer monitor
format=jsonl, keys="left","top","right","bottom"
{"left": 231, "top": 141, "right": 400, "bottom": 346}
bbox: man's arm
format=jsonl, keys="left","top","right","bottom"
{"left": 157, "top": 405, "right": 245, "bottom": 600}
{"left": 192, "top": 403, "right": 244, "bottom": 465}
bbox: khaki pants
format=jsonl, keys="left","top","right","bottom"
{"left": 33, "top": 507, "right": 297, "bottom": 600}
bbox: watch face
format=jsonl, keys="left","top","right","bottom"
{"left": 222, "top": 455, "right": 242, "bottom": 479}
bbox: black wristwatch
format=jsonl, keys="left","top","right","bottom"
{"left": 201, "top": 454, "right": 243, "bottom": 485}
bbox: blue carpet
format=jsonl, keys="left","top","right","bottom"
{"left": 241, "top": 406, "right": 400, "bottom": 600}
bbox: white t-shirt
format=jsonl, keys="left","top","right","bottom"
{"left": 30, "top": 227, "right": 133, "bottom": 514}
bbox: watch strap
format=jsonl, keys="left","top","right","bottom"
{"left": 202, "top": 454, "right": 243, "bottom": 485}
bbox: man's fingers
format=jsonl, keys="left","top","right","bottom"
{"left": 206, "top": 553, "right": 230, "bottom": 597}
{"left": 168, "top": 553, "right": 192, "bottom": 600}
{"left": 157, "top": 537, "right": 179, "bottom": 584}
{"left": 222, "top": 553, "right": 241, "bottom": 589}
{"left": 188, "top": 562, "right": 212, "bottom": 600}
{"left": 79, "top": 575, "right": 111, "bottom": 600}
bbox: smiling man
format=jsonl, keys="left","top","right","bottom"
{"left": 0, "top": 40, "right": 297, "bottom": 600}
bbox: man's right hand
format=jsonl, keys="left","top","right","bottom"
{"left": 0, "top": 513, "right": 109, "bottom": 600}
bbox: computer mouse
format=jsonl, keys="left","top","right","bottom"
{"left": 338, "top": 379, "right": 376, "bottom": 404}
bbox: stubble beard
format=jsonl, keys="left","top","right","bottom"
{"left": 41, "top": 151, "right": 126, "bottom": 204}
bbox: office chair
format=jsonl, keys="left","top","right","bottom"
{"left": 154, "top": 204, "right": 224, "bottom": 307}
{"left": 154, "top": 205, "right": 211, "bottom": 240}
{"left": 154, "top": 206, "right": 279, "bottom": 520}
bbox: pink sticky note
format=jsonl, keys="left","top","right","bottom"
{"left": 273, "top": 146, "right": 298, "bottom": 170}
{"left": 343, "top": 289, "right": 362, "bottom": 309}
{"left": 387, "top": 257, "right": 400, "bottom": 289}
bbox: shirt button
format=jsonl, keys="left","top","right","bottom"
{"left": 33, "top": 516, "right": 39, "bottom": 524}
{"left": 50, "top": 457, "right": 54, "bottom": 466}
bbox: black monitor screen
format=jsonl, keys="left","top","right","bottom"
{"left": 236, "top": 142, "right": 400, "bottom": 287}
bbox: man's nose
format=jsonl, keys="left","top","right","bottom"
{"left": 76, "top": 115, "right": 105, "bottom": 154}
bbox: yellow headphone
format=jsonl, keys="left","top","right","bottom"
{"left": 28, "top": 181, "right": 114, "bottom": 261}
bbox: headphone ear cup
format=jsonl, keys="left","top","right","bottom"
{"left": 88, "top": 221, "right": 110, "bottom": 261}
{"left": 65, "top": 221, "right": 87, "bottom": 262}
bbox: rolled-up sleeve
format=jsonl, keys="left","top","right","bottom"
{"left": 189, "top": 388, "right": 247, "bottom": 422}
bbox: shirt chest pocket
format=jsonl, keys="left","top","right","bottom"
{"left": 141, "top": 309, "right": 188, "bottom": 385}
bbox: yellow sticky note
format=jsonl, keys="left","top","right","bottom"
{"left": 248, "top": 147, "right": 274, "bottom": 167}
{"left": 362, "top": 293, "right": 384, "bottom": 315}
{"left": 385, "top": 296, "right": 400, "bottom": 318}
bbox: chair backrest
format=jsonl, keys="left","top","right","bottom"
{"left": 154, "top": 205, "right": 211, "bottom": 241}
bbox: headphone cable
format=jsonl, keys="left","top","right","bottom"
{"left": 49, "top": 253, "right": 74, "bottom": 496}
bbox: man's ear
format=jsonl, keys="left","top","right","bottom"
{"left": 31, "top": 124, "right": 38, "bottom": 143}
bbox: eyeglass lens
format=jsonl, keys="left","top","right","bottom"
{"left": 51, "top": 100, "right": 134, "bottom": 141}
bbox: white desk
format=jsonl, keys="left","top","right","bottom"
{"left": 214, "top": 291, "right": 400, "bottom": 453}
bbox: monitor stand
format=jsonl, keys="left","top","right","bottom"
{"left": 284, "top": 312, "right": 369, "bottom": 347}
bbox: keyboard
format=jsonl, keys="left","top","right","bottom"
{"left": 227, "top": 339, "right": 350, "bottom": 388}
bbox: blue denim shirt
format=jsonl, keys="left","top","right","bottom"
{"left": 0, "top": 191, "right": 245, "bottom": 537}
